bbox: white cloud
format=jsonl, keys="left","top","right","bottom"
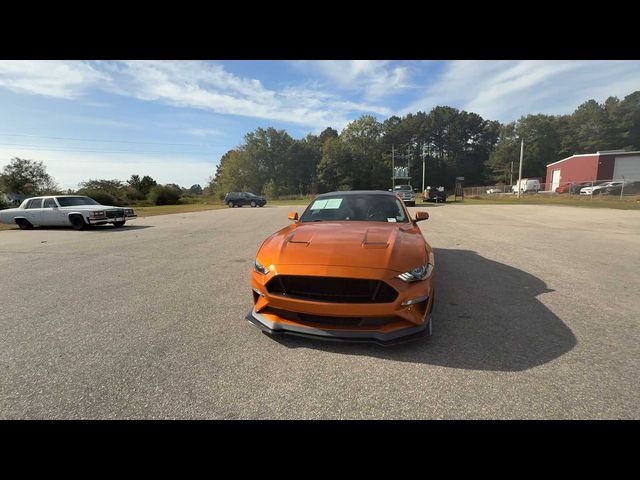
{"left": 0, "top": 60, "right": 390, "bottom": 130}
{"left": 183, "top": 127, "right": 223, "bottom": 137}
{"left": 401, "top": 60, "right": 640, "bottom": 122}
{"left": 292, "top": 60, "right": 412, "bottom": 100}
{"left": 100, "top": 60, "right": 386, "bottom": 129}
{"left": 0, "top": 60, "right": 106, "bottom": 98}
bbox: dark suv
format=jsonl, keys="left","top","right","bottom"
{"left": 224, "top": 192, "right": 267, "bottom": 208}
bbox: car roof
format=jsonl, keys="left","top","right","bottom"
{"left": 316, "top": 190, "right": 397, "bottom": 198}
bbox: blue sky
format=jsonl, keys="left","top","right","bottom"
{"left": 0, "top": 60, "right": 639, "bottom": 189}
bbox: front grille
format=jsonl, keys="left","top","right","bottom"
{"left": 105, "top": 209, "right": 124, "bottom": 218}
{"left": 266, "top": 275, "right": 398, "bottom": 304}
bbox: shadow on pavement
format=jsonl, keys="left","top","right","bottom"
{"left": 26, "top": 225, "right": 154, "bottom": 232}
{"left": 269, "top": 248, "right": 577, "bottom": 372}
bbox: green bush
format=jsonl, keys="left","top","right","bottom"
{"left": 76, "top": 188, "right": 118, "bottom": 206}
{"left": 124, "top": 187, "right": 146, "bottom": 203}
{"left": 148, "top": 185, "right": 181, "bottom": 205}
{"left": 0, "top": 196, "right": 8, "bottom": 210}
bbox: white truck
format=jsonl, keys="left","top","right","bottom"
{"left": 511, "top": 178, "right": 541, "bottom": 194}
{"left": 0, "top": 195, "right": 136, "bottom": 230}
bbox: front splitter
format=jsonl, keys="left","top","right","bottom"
{"left": 246, "top": 308, "right": 432, "bottom": 347}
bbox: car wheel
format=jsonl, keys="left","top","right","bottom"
{"left": 259, "top": 203, "right": 264, "bottom": 207}
{"left": 228, "top": 201, "right": 234, "bottom": 208}
{"left": 113, "top": 221, "right": 126, "bottom": 228}
{"left": 70, "top": 215, "right": 87, "bottom": 230}
{"left": 250, "top": 201, "right": 257, "bottom": 207}
{"left": 16, "top": 218, "right": 33, "bottom": 230}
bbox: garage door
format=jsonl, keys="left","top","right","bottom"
{"left": 613, "top": 155, "right": 640, "bottom": 181}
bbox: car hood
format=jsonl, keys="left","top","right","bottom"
{"left": 257, "top": 221, "right": 428, "bottom": 273}
{"left": 58, "top": 205, "right": 124, "bottom": 211}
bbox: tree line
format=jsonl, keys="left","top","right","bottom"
{"left": 0, "top": 158, "right": 203, "bottom": 207}
{"left": 2, "top": 90, "right": 639, "bottom": 207}
{"left": 209, "top": 91, "right": 640, "bottom": 196}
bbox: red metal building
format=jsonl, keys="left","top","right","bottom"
{"left": 546, "top": 150, "right": 640, "bottom": 191}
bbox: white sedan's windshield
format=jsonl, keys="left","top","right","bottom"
{"left": 56, "top": 196, "right": 101, "bottom": 207}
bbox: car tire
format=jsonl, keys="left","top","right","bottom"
{"left": 113, "top": 221, "right": 126, "bottom": 228}
{"left": 259, "top": 204, "right": 264, "bottom": 207}
{"left": 250, "top": 201, "right": 257, "bottom": 207}
{"left": 16, "top": 218, "right": 34, "bottom": 230}
{"left": 70, "top": 215, "right": 87, "bottom": 230}
{"left": 228, "top": 201, "right": 234, "bottom": 208}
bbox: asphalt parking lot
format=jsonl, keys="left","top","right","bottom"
{"left": 1, "top": 203, "right": 639, "bottom": 419}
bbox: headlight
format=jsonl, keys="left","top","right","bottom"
{"left": 91, "top": 211, "right": 106, "bottom": 217}
{"left": 397, "top": 263, "right": 433, "bottom": 282}
{"left": 254, "top": 259, "right": 269, "bottom": 275}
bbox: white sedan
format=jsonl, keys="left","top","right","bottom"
{"left": 0, "top": 195, "right": 136, "bottom": 230}
{"left": 579, "top": 181, "right": 622, "bottom": 195}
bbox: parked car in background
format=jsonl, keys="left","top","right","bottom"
{"left": 512, "top": 179, "right": 540, "bottom": 193}
{"left": 600, "top": 180, "right": 640, "bottom": 196}
{"left": 426, "top": 186, "right": 447, "bottom": 202}
{"left": 580, "top": 181, "right": 623, "bottom": 196}
{"left": 486, "top": 188, "right": 502, "bottom": 194}
{"left": 224, "top": 192, "right": 267, "bottom": 208}
{"left": 392, "top": 184, "right": 416, "bottom": 206}
{"left": 568, "top": 182, "right": 601, "bottom": 194}
{"left": 0, "top": 195, "right": 136, "bottom": 230}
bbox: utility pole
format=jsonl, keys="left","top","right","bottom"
{"left": 510, "top": 160, "right": 513, "bottom": 187}
{"left": 517, "top": 138, "right": 524, "bottom": 199}
{"left": 392, "top": 144, "right": 395, "bottom": 191}
{"left": 422, "top": 143, "right": 426, "bottom": 193}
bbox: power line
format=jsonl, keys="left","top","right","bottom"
{"left": 0, "top": 142, "right": 217, "bottom": 156}
{"left": 0, "top": 132, "right": 237, "bottom": 148}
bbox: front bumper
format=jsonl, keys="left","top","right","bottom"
{"left": 247, "top": 308, "right": 432, "bottom": 346}
{"left": 250, "top": 265, "right": 434, "bottom": 345}
{"left": 87, "top": 213, "right": 136, "bottom": 224}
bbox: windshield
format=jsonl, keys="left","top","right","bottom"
{"left": 395, "top": 185, "right": 412, "bottom": 191}
{"left": 299, "top": 194, "right": 408, "bottom": 223}
{"left": 56, "top": 196, "right": 101, "bottom": 207}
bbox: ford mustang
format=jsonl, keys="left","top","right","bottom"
{"left": 248, "top": 190, "right": 435, "bottom": 345}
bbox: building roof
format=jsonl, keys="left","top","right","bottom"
{"left": 546, "top": 150, "right": 640, "bottom": 168}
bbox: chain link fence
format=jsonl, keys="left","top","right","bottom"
{"left": 463, "top": 178, "right": 640, "bottom": 199}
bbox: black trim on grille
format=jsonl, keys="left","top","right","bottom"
{"left": 265, "top": 275, "right": 398, "bottom": 304}
{"left": 105, "top": 209, "right": 125, "bottom": 218}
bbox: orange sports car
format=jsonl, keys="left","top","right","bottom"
{"left": 248, "top": 190, "right": 435, "bottom": 345}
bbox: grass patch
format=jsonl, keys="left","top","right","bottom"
{"left": 266, "top": 198, "right": 313, "bottom": 206}
{"left": 0, "top": 223, "right": 17, "bottom": 231}
{"left": 133, "top": 203, "right": 227, "bottom": 217}
{"left": 447, "top": 194, "right": 640, "bottom": 210}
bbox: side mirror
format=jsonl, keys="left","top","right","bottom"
{"left": 288, "top": 212, "right": 298, "bottom": 221}
{"left": 414, "top": 211, "right": 429, "bottom": 222}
